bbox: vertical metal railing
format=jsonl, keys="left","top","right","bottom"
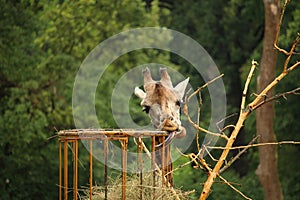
{"left": 73, "top": 140, "right": 78, "bottom": 200}
{"left": 59, "top": 142, "right": 62, "bottom": 200}
{"left": 151, "top": 136, "right": 156, "bottom": 198}
{"left": 89, "top": 140, "right": 93, "bottom": 200}
{"left": 104, "top": 139, "right": 108, "bottom": 200}
{"left": 137, "top": 137, "right": 143, "bottom": 199}
{"left": 64, "top": 142, "right": 68, "bottom": 200}
{"left": 121, "top": 138, "right": 128, "bottom": 200}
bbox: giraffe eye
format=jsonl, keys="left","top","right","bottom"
{"left": 175, "top": 100, "right": 181, "bottom": 107}
{"left": 142, "top": 106, "right": 150, "bottom": 114}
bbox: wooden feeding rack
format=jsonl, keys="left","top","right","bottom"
{"left": 58, "top": 129, "right": 169, "bottom": 200}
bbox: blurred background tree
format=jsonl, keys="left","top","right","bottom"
{"left": 0, "top": 0, "right": 299, "bottom": 199}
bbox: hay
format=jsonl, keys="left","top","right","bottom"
{"left": 82, "top": 173, "right": 193, "bottom": 200}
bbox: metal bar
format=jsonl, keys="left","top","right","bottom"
{"left": 59, "top": 141, "right": 62, "bottom": 200}
{"left": 58, "top": 129, "right": 168, "bottom": 137}
{"left": 73, "top": 141, "right": 78, "bottom": 200}
{"left": 104, "top": 139, "right": 108, "bottom": 200}
{"left": 161, "top": 136, "right": 165, "bottom": 200}
{"left": 121, "top": 138, "right": 128, "bottom": 200}
{"left": 75, "top": 140, "right": 79, "bottom": 199}
{"left": 137, "top": 137, "right": 143, "bottom": 200}
{"left": 64, "top": 142, "right": 68, "bottom": 200}
{"left": 73, "top": 141, "right": 76, "bottom": 200}
{"left": 89, "top": 140, "right": 93, "bottom": 200}
{"left": 151, "top": 136, "right": 156, "bottom": 197}
{"left": 166, "top": 144, "right": 171, "bottom": 187}
{"left": 161, "top": 136, "right": 165, "bottom": 187}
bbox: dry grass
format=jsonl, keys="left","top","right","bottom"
{"left": 82, "top": 173, "right": 193, "bottom": 200}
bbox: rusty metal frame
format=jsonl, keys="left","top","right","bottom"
{"left": 58, "top": 129, "right": 168, "bottom": 200}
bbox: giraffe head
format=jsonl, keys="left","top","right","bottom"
{"left": 134, "top": 67, "right": 189, "bottom": 140}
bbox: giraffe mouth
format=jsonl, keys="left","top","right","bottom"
{"left": 162, "top": 118, "right": 186, "bottom": 138}
{"left": 161, "top": 118, "right": 179, "bottom": 132}
{"left": 156, "top": 118, "right": 186, "bottom": 148}
{"left": 155, "top": 127, "right": 186, "bottom": 148}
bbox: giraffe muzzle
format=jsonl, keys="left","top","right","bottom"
{"left": 156, "top": 120, "right": 186, "bottom": 148}
{"left": 161, "top": 118, "right": 179, "bottom": 132}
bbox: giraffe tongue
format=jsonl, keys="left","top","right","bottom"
{"left": 155, "top": 118, "right": 179, "bottom": 148}
{"left": 155, "top": 132, "right": 175, "bottom": 148}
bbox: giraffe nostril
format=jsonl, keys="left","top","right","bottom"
{"left": 169, "top": 116, "right": 174, "bottom": 121}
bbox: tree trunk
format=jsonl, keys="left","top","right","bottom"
{"left": 256, "top": 0, "right": 282, "bottom": 200}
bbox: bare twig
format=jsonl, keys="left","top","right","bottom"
{"left": 183, "top": 108, "right": 229, "bottom": 140}
{"left": 202, "top": 145, "right": 218, "bottom": 162}
{"left": 252, "top": 87, "right": 300, "bottom": 110}
{"left": 220, "top": 125, "right": 236, "bottom": 133}
{"left": 217, "top": 175, "right": 252, "bottom": 200}
{"left": 196, "top": 91, "right": 203, "bottom": 152}
{"left": 187, "top": 74, "right": 224, "bottom": 102}
{"left": 216, "top": 113, "right": 238, "bottom": 133}
{"left": 188, "top": 149, "right": 252, "bottom": 200}
{"left": 207, "top": 140, "right": 300, "bottom": 150}
{"left": 248, "top": 59, "right": 300, "bottom": 111}
{"left": 283, "top": 33, "right": 300, "bottom": 72}
{"left": 241, "top": 60, "right": 257, "bottom": 113}
{"left": 184, "top": 74, "right": 229, "bottom": 141}
{"left": 219, "top": 136, "right": 259, "bottom": 174}
{"left": 274, "top": 0, "right": 290, "bottom": 55}
{"left": 165, "top": 148, "right": 203, "bottom": 177}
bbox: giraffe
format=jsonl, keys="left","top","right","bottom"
{"left": 134, "top": 67, "right": 189, "bottom": 187}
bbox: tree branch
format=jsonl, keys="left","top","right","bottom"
{"left": 207, "top": 140, "right": 300, "bottom": 150}
{"left": 217, "top": 175, "right": 252, "bottom": 200}
{"left": 241, "top": 60, "right": 258, "bottom": 113}
{"left": 252, "top": 87, "right": 300, "bottom": 110}
{"left": 274, "top": 0, "right": 290, "bottom": 55}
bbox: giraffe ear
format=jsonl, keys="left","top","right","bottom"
{"left": 174, "top": 77, "right": 189, "bottom": 100}
{"left": 134, "top": 86, "right": 146, "bottom": 99}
